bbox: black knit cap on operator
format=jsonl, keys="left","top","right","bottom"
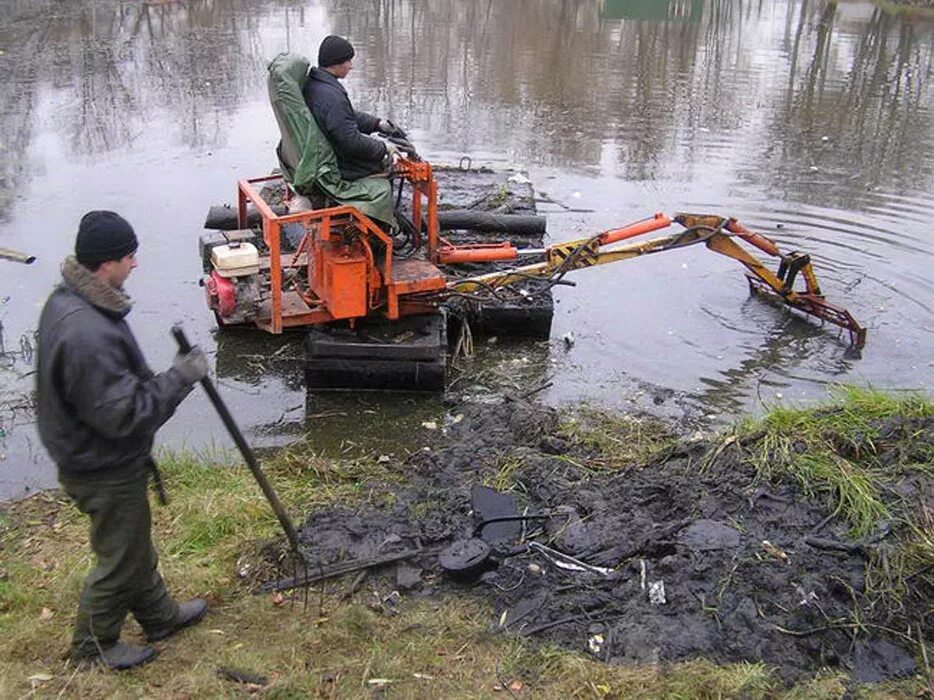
{"left": 318, "top": 35, "right": 355, "bottom": 68}
{"left": 75, "top": 211, "right": 139, "bottom": 266}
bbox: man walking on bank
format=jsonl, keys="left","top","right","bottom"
{"left": 36, "top": 211, "right": 210, "bottom": 670}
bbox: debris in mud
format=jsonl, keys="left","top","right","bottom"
{"left": 218, "top": 666, "right": 270, "bottom": 689}
{"left": 253, "top": 399, "right": 931, "bottom": 683}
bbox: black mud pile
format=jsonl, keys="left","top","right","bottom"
{"left": 264, "top": 400, "right": 928, "bottom": 682}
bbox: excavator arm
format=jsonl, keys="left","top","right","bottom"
{"left": 445, "top": 213, "right": 866, "bottom": 348}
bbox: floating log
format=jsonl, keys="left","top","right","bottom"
{"left": 205, "top": 206, "right": 545, "bottom": 237}
{"left": 204, "top": 203, "right": 287, "bottom": 230}
{"left": 437, "top": 210, "right": 546, "bottom": 236}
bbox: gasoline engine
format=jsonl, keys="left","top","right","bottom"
{"left": 201, "top": 237, "right": 263, "bottom": 325}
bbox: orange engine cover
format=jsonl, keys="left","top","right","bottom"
{"left": 322, "top": 252, "right": 368, "bottom": 319}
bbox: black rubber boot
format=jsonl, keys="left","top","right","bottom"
{"left": 145, "top": 598, "right": 208, "bottom": 642}
{"left": 75, "top": 642, "right": 157, "bottom": 670}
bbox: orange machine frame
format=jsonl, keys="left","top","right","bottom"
{"left": 236, "top": 166, "right": 445, "bottom": 334}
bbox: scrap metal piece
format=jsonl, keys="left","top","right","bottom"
{"left": 471, "top": 484, "right": 521, "bottom": 543}
{"left": 261, "top": 548, "right": 423, "bottom": 593}
{"left": 439, "top": 538, "right": 492, "bottom": 580}
{"left": 528, "top": 542, "right": 613, "bottom": 576}
{"left": 649, "top": 580, "right": 667, "bottom": 605}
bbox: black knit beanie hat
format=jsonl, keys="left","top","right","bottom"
{"left": 318, "top": 35, "right": 355, "bottom": 68}
{"left": 75, "top": 211, "right": 138, "bottom": 266}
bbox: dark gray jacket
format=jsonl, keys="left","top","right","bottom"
{"left": 302, "top": 66, "right": 387, "bottom": 181}
{"left": 36, "top": 258, "right": 192, "bottom": 476}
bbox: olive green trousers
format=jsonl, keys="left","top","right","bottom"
{"left": 60, "top": 465, "right": 178, "bottom": 657}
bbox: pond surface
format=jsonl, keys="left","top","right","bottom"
{"left": 1, "top": 0, "right": 932, "bottom": 499}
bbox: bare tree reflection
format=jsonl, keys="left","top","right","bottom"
{"left": 0, "top": 0, "right": 931, "bottom": 222}
{"left": 765, "top": 1, "right": 933, "bottom": 210}
{"left": 0, "top": 3, "right": 50, "bottom": 220}
{"left": 0, "top": 0, "right": 279, "bottom": 218}
{"left": 322, "top": 0, "right": 931, "bottom": 204}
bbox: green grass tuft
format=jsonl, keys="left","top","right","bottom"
{"left": 726, "top": 386, "right": 934, "bottom": 626}
{"left": 558, "top": 406, "right": 676, "bottom": 471}
{"left": 485, "top": 455, "right": 526, "bottom": 491}
{"left": 733, "top": 386, "right": 933, "bottom": 535}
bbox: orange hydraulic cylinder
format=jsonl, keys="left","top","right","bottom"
{"left": 598, "top": 213, "right": 673, "bottom": 245}
{"left": 439, "top": 243, "right": 519, "bottom": 264}
{"left": 724, "top": 219, "right": 781, "bottom": 257}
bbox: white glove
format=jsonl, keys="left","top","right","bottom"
{"left": 172, "top": 346, "right": 208, "bottom": 385}
{"left": 287, "top": 194, "right": 313, "bottom": 213}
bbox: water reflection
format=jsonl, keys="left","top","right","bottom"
{"left": 0, "top": 0, "right": 276, "bottom": 217}
{"left": 600, "top": 0, "right": 703, "bottom": 21}
{"left": 323, "top": 0, "right": 928, "bottom": 212}
{"left": 213, "top": 329, "right": 305, "bottom": 389}
{"left": 693, "top": 307, "right": 858, "bottom": 414}
{"left": 1, "top": 0, "right": 930, "bottom": 217}
{"left": 763, "top": 1, "right": 933, "bottom": 210}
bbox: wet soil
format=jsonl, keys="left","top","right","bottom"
{"left": 254, "top": 400, "right": 930, "bottom": 683}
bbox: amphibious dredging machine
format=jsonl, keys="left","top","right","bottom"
{"left": 198, "top": 53, "right": 865, "bottom": 391}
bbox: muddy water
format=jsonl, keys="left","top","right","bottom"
{"left": 1, "top": 0, "right": 932, "bottom": 499}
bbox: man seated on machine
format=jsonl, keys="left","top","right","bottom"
{"left": 302, "top": 35, "right": 401, "bottom": 181}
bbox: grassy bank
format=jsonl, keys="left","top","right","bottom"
{"left": 1, "top": 389, "right": 931, "bottom": 698}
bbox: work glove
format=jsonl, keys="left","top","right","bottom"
{"left": 382, "top": 140, "right": 401, "bottom": 170}
{"left": 390, "top": 136, "right": 419, "bottom": 160}
{"left": 172, "top": 346, "right": 209, "bottom": 385}
{"left": 378, "top": 119, "right": 404, "bottom": 136}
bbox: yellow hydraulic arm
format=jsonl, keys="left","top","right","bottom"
{"left": 447, "top": 213, "right": 866, "bottom": 348}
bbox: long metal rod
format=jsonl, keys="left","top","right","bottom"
{"left": 171, "top": 324, "right": 302, "bottom": 557}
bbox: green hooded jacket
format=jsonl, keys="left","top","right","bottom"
{"left": 267, "top": 52, "right": 394, "bottom": 225}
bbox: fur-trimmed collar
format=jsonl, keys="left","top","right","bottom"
{"left": 61, "top": 256, "right": 132, "bottom": 317}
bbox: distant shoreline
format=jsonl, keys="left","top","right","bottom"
{"left": 880, "top": 0, "right": 934, "bottom": 13}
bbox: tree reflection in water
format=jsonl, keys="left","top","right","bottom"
{"left": 0, "top": 0, "right": 277, "bottom": 217}
{"left": 0, "top": 0, "right": 930, "bottom": 220}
